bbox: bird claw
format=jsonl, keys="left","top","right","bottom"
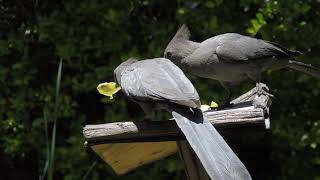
{"left": 256, "top": 83, "right": 274, "bottom": 98}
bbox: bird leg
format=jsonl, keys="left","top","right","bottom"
{"left": 143, "top": 112, "right": 155, "bottom": 121}
{"left": 212, "top": 91, "right": 234, "bottom": 110}
{"left": 221, "top": 92, "right": 234, "bottom": 108}
{"left": 252, "top": 72, "right": 274, "bottom": 98}
{"left": 216, "top": 81, "right": 236, "bottom": 110}
{"left": 139, "top": 102, "right": 156, "bottom": 121}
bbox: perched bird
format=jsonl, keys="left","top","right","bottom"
{"left": 97, "top": 58, "right": 252, "bottom": 180}
{"left": 164, "top": 25, "right": 320, "bottom": 106}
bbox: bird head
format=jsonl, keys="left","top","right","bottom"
{"left": 97, "top": 58, "right": 138, "bottom": 99}
{"left": 164, "top": 24, "right": 192, "bottom": 63}
{"left": 113, "top": 58, "right": 138, "bottom": 85}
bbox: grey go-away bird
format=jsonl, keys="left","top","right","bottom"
{"left": 104, "top": 58, "right": 252, "bottom": 180}
{"left": 164, "top": 25, "right": 320, "bottom": 106}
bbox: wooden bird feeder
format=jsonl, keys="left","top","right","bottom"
{"left": 83, "top": 84, "right": 271, "bottom": 179}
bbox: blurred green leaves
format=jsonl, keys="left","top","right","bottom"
{"left": 247, "top": 13, "right": 266, "bottom": 35}
{"left": 0, "top": 0, "right": 320, "bottom": 179}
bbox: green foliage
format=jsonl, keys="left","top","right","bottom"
{"left": 1, "top": 0, "right": 320, "bottom": 179}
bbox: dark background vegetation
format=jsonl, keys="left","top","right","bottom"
{"left": 1, "top": 0, "right": 320, "bottom": 179}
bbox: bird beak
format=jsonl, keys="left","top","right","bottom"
{"left": 97, "top": 82, "right": 121, "bottom": 99}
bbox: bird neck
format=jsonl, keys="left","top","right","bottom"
{"left": 180, "top": 40, "right": 200, "bottom": 58}
{"left": 175, "top": 40, "right": 198, "bottom": 68}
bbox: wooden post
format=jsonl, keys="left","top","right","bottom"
{"left": 177, "top": 141, "right": 210, "bottom": 180}
{"left": 83, "top": 84, "right": 271, "bottom": 177}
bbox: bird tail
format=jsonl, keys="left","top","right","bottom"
{"left": 171, "top": 107, "right": 252, "bottom": 180}
{"left": 287, "top": 60, "right": 320, "bottom": 79}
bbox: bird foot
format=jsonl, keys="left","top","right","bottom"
{"left": 256, "top": 83, "right": 274, "bottom": 98}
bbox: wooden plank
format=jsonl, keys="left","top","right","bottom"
{"left": 84, "top": 106, "right": 266, "bottom": 145}
{"left": 84, "top": 85, "right": 272, "bottom": 176}
{"left": 85, "top": 106, "right": 267, "bottom": 176}
{"left": 91, "top": 142, "right": 177, "bottom": 175}
{"left": 177, "top": 141, "right": 209, "bottom": 180}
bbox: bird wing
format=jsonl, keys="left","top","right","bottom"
{"left": 183, "top": 33, "right": 245, "bottom": 64}
{"left": 121, "top": 58, "right": 200, "bottom": 108}
{"left": 215, "top": 35, "right": 293, "bottom": 62}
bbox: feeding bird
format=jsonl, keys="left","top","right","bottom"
{"left": 97, "top": 58, "right": 252, "bottom": 180}
{"left": 164, "top": 25, "right": 320, "bottom": 106}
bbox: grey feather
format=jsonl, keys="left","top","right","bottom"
{"left": 173, "top": 24, "right": 191, "bottom": 40}
{"left": 164, "top": 25, "right": 320, "bottom": 104}
{"left": 172, "top": 108, "right": 252, "bottom": 180}
{"left": 287, "top": 60, "right": 320, "bottom": 78}
{"left": 114, "top": 58, "right": 138, "bottom": 85}
{"left": 215, "top": 36, "right": 290, "bottom": 62}
{"left": 119, "top": 58, "right": 200, "bottom": 108}
{"left": 115, "top": 58, "right": 252, "bottom": 179}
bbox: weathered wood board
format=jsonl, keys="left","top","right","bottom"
{"left": 86, "top": 105, "right": 267, "bottom": 176}
{"left": 84, "top": 84, "right": 271, "bottom": 176}
{"left": 91, "top": 142, "right": 177, "bottom": 175}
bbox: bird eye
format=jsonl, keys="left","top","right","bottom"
{"left": 166, "top": 52, "right": 172, "bottom": 59}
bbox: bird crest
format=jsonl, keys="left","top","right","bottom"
{"left": 173, "top": 24, "right": 191, "bottom": 40}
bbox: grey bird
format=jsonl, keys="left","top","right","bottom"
{"left": 164, "top": 25, "right": 320, "bottom": 106}
{"left": 113, "top": 58, "right": 252, "bottom": 180}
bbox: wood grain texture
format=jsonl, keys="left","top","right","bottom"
{"left": 84, "top": 85, "right": 271, "bottom": 176}
{"left": 177, "top": 141, "right": 210, "bottom": 180}
{"left": 84, "top": 106, "right": 266, "bottom": 145}
{"left": 91, "top": 142, "right": 177, "bottom": 175}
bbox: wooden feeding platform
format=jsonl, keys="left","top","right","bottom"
{"left": 83, "top": 85, "right": 271, "bottom": 178}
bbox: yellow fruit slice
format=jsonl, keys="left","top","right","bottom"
{"left": 97, "top": 82, "right": 121, "bottom": 99}
{"left": 210, "top": 101, "right": 219, "bottom": 108}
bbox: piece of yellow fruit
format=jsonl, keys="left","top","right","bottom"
{"left": 210, "top": 101, "right": 219, "bottom": 108}
{"left": 97, "top": 82, "right": 121, "bottom": 99}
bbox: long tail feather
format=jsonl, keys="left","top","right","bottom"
{"left": 171, "top": 108, "right": 251, "bottom": 180}
{"left": 288, "top": 60, "right": 320, "bottom": 78}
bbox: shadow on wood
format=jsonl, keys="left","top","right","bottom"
{"left": 91, "top": 142, "right": 178, "bottom": 175}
